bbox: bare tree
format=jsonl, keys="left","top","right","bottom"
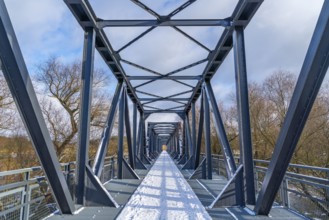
{"left": 35, "top": 57, "right": 111, "bottom": 161}
{"left": 0, "top": 72, "right": 16, "bottom": 131}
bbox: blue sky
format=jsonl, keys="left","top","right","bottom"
{"left": 4, "top": 0, "right": 325, "bottom": 122}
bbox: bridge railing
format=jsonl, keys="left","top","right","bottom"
{"left": 0, "top": 156, "right": 116, "bottom": 220}
{"left": 202, "top": 153, "right": 329, "bottom": 219}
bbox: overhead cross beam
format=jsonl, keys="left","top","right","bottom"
{"left": 97, "top": 19, "right": 231, "bottom": 28}
{"left": 141, "top": 90, "right": 193, "bottom": 106}
{"left": 122, "top": 59, "right": 204, "bottom": 89}
{"left": 128, "top": 75, "right": 201, "bottom": 80}
{"left": 184, "top": 0, "right": 264, "bottom": 112}
{"left": 64, "top": 0, "right": 143, "bottom": 111}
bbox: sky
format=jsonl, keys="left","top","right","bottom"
{"left": 3, "top": 0, "right": 325, "bottom": 123}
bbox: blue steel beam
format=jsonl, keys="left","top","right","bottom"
{"left": 185, "top": 113, "right": 193, "bottom": 159}
{"left": 128, "top": 75, "right": 201, "bottom": 80}
{"left": 97, "top": 19, "right": 231, "bottom": 28}
{"left": 125, "top": 90, "right": 135, "bottom": 169}
{"left": 204, "top": 81, "right": 236, "bottom": 178}
{"left": 133, "top": 103, "right": 138, "bottom": 162}
{"left": 255, "top": 0, "right": 329, "bottom": 215}
{"left": 130, "top": 0, "right": 161, "bottom": 20}
{"left": 64, "top": 0, "right": 143, "bottom": 111}
{"left": 191, "top": 103, "right": 196, "bottom": 161}
{"left": 0, "top": 1, "right": 74, "bottom": 213}
{"left": 76, "top": 27, "right": 96, "bottom": 205}
{"left": 93, "top": 81, "right": 123, "bottom": 177}
{"left": 203, "top": 86, "right": 212, "bottom": 179}
{"left": 194, "top": 90, "right": 204, "bottom": 169}
{"left": 117, "top": 88, "right": 126, "bottom": 179}
{"left": 184, "top": 0, "right": 263, "bottom": 113}
{"left": 167, "top": 0, "right": 197, "bottom": 18}
{"left": 233, "top": 26, "right": 255, "bottom": 205}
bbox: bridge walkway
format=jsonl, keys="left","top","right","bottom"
{"left": 47, "top": 152, "right": 306, "bottom": 220}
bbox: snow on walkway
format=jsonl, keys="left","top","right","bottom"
{"left": 117, "top": 151, "right": 211, "bottom": 220}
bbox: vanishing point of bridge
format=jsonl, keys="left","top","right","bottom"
{"left": 0, "top": 0, "right": 329, "bottom": 219}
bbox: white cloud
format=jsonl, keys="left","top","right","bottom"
{"left": 2, "top": 0, "right": 326, "bottom": 113}
{"left": 4, "top": 0, "right": 83, "bottom": 69}
{"left": 120, "top": 27, "right": 208, "bottom": 73}
{"left": 173, "top": 0, "right": 238, "bottom": 19}
{"left": 89, "top": 0, "right": 153, "bottom": 19}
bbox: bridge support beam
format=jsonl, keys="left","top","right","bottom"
{"left": 194, "top": 90, "right": 204, "bottom": 169}
{"left": 0, "top": 1, "right": 75, "bottom": 213}
{"left": 205, "top": 81, "right": 236, "bottom": 178}
{"left": 203, "top": 86, "right": 212, "bottom": 179}
{"left": 191, "top": 102, "right": 197, "bottom": 159}
{"left": 117, "top": 87, "right": 126, "bottom": 179}
{"left": 255, "top": 1, "right": 329, "bottom": 214}
{"left": 133, "top": 103, "right": 138, "bottom": 164}
{"left": 125, "top": 91, "right": 135, "bottom": 169}
{"left": 76, "top": 27, "right": 96, "bottom": 205}
{"left": 233, "top": 26, "right": 255, "bottom": 205}
{"left": 93, "top": 81, "right": 123, "bottom": 177}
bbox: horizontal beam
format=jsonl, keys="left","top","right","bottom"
{"left": 184, "top": 0, "right": 263, "bottom": 112}
{"left": 64, "top": 0, "right": 143, "bottom": 111}
{"left": 149, "top": 122, "right": 180, "bottom": 125}
{"left": 154, "top": 129, "right": 175, "bottom": 132}
{"left": 144, "top": 110, "right": 185, "bottom": 114}
{"left": 140, "top": 98, "right": 189, "bottom": 101}
{"left": 97, "top": 19, "right": 231, "bottom": 28}
{"left": 128, "top": 75, "right": 201, "bottom": 80}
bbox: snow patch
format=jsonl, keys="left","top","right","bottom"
{"left": 117, "top": 151, "right": 211, "bottom": 220}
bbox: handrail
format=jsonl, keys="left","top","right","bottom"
{"left": 201, "top": 153, "right": 329, "bottom": 219}
{"left": 0, "top": 155, "right": 116, "bottom": 220}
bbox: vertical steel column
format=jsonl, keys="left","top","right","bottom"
{"left": 117, "top": 88, "right": 126, "bottom": 179}
{"left": 194, "top": 90, "right": 204, "bottom": 169}
{"left": 177, "top": 131, "right": 181, "bottom": 156}
{"left": 173, "top": 132, "right": 176, "bottom": 154}
{"left": 233, "top": 26, "right": 255, "bottom": 205}
{"left": 205, "top": 81, "right": 236, "bottom": 178}
{"left": 151, "top": 131, "right": 154, "bottom": 152}
{"left": 93, "top": 81, "right": 123, "bottom": 177}
{"left": 136, "top": 114, "right": 142, "bottom": 159}
{"left": 149, "top": 130, "right": 152, "bottom": 153}
{"left": 76, "top": 28, "right": 95, "bottom": 205}
{"left": 139, "top": 113, "right": 145, "bottom": 159}
{"left": 152, "top": 131, "right": 155, "bottom": 153}
{"left": 125, "top": 92, "right": 135, "bottom": 169}
{"left": 185, "top": 113, "right": 193, "bottom": 159}
{"left": 255, "top": 1, "right": 329, "bottom": 214}
{"left": 191, "top": 102, "right": 197, "bottom": 158}
{"left": 176, "top": 131, "right": 180, "bottom": 155}
{"left": 133, "top": 103, "right": 137, "bottom": 162}
{"left": 0, "top": 1, "right": 75, "bottom": 213}
{"left": 182, "top": 119, "right": 186, "bottom": 156}
{"left": 203, "top": 87, "right": 212, "bottom": 179}
{"left": 156, "top": 135, "right": 159, "bottom": 152}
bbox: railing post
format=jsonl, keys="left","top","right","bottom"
{"left": 254, "top": 162, "right": 259, "bottom": 193}
{"left": 22, "top": 171, "right": 31, "bottom": 220}
{"left": 279, "top": 178, "right": 289, "bottom": 208}
{"left": 66, "top": 163, "right": 74, "bottom": 199}
{"left": 326, "top": 171, "right": 329, "bottom": 202}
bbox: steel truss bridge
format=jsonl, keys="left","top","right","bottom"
{"left": 0, "top": 0, "right": 329, "bottom": 219}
